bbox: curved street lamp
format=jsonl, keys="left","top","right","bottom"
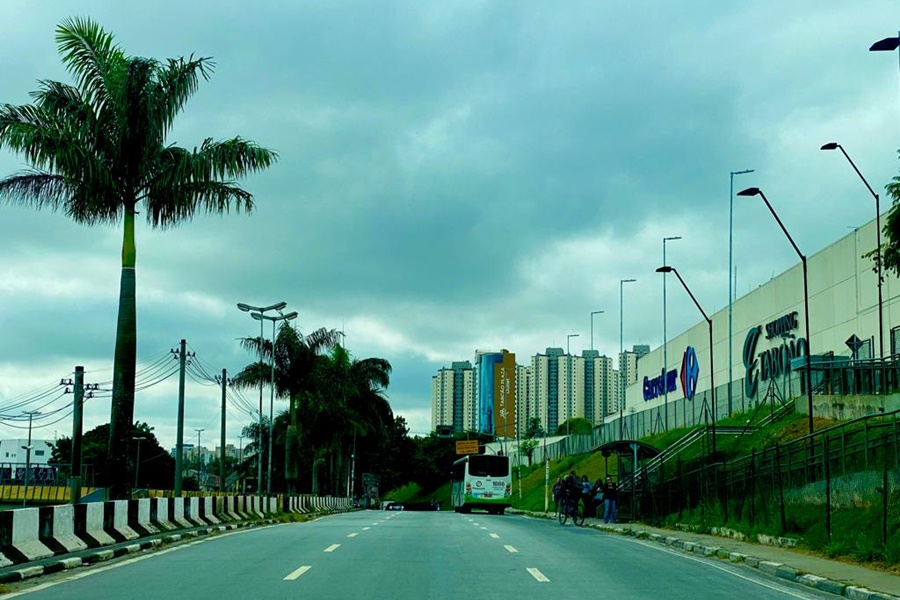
{"left": 737, "top": 187, "right": 814, "bottom": 439}
{"left": 656, "top": 266, "right": 716, "bottom": 456}
{"left": 821, "top": 142, "right": 884, "bottom": 360}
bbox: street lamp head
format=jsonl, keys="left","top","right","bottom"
{"left": 656, "top": 266, "right": 674, "bottom": 274}
{"left": 820, "top": 142, "right": 839, "bottom": 151}
{"left": 237, "top": 301, "right": 287, "bottom": 313}
{"left": 621, "top": 278, "right": 636, "bottom": 283}
{"left": 870, "top": 37, "right": 900, "bottom": 52}
{"left": 664, "top": 236, "right": 682, "bottom": 241}
{"left": 737, "top": 187, "right": 761, "bottom": 197}
{"left": 281, "top": 311, "right": 299, "bottom": 321}
{"left": 236, "top": 303, "right": 252, "bottom": 312}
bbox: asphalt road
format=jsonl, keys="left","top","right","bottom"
{"left": 3, "top": 511, "right": 838, "bottom": 599}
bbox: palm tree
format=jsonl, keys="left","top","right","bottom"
{"left": 0, "top": 18, "right": 277, "bottom": 497}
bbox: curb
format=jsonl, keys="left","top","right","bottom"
{"left": 513, "top": 510, "right": 899, "bottom": 600}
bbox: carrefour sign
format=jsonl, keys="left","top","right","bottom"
{"left": 642, "top": 346, "right": 700, "bottom": 401}
{"left": 643, "top": 369, "right": 677, "bottom": 401}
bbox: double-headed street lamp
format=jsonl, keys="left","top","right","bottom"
{"left": 737, "top": 187, "right": 814, "bottom": 438}
{"left": 655, "top": 267, "right": 716, "bottom": 456}
{"left": 662, "top": 235, "right": 681, "bottom": 431}
{"left": 237, "top": 301, "right": 286, "bottom": 494}
{"left": 821, "top": 142, "right": 884, "bottom": 360}
{"left": 252, "top": 309, "right": 299, "bottom": 495}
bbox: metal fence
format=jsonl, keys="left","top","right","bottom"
{"left": 644, "top": 409, "right": 900, "bottom": 545}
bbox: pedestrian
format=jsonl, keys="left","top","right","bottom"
{"left": 602, "top": 475, "right": 618, "bottom": 524}
{"left": 551, "top": 477, "right": 562, "bottom": 513}
{"left": 591, "top": 477, "right": 605, "bottom": 518}
{"left": 580, "top": 475, "right": 592, "bottom": 514}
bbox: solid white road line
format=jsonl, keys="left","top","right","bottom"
{"left": 504, "top": 545, "right": 518, "bottom": 553}
{"left": 347, "top": 533, "right": 358, "bottom": 538}
{"left": 324, "top": 544, "right": 341, "bottom": 553}
{"left": 527, "top": 567, "right": 550, "bottom": 583}
{"left": 283, "top": 566, "right": 312, "bottom": 581}
{"left": 489, "top": 533, "right": 500, "bottom": 539}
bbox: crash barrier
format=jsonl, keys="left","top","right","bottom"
{"left": 0, "top": 495, "right": 352, "bottom": 565}
{"left": 0, "top": 485, "right": 98, "bottom": 503}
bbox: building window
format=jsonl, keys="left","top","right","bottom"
{"left": 892, "top": 326, "right": 900, "bottom": 356}
{"left": 858, "top": 337, "right": 874, "bottom": 360}
{"left": 35, "top": 450, "right": 45, "bottom": 456}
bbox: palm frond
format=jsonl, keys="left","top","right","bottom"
{"left": 153, "top": 55, "right": 214, "bottom": 133}
{"left": 194, "top": 137, "right": 279, "bottom": 180}
{"left": 55, "top": 17, "right": 125, "bottom": 114}
{"left": 0, "top": 171, "right": 73, "bottom": 211}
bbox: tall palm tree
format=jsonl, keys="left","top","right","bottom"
{"left": 0, "top": 18, "right": 277, "bottom": 497}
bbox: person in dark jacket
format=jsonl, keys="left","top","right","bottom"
{"left": 602, "top": 476, "right": 618, "bottom": 524}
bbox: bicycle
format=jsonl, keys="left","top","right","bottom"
{"left": 557, "top": 494, "right": 585, "bottom": 526}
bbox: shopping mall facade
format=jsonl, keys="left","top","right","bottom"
{"left": 624, "top": 214, "right": 900, "bottom": 433}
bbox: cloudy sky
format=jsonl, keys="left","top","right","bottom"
{"left": 1, "top": 1, "right": 899, "bottom": 450}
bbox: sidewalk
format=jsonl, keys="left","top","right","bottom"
{"left": 519, "top": 510, "right": 900, "bottom": 599}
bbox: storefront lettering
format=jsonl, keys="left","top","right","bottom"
{"left": 643, "top": 368, "right": 678, "bottom": 401}
{"left": 743, "top": 312, "right": 808, "bottom": 398}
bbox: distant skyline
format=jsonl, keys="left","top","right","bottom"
{"left": 1, "top": 1, "right": 899, "bottom": 446}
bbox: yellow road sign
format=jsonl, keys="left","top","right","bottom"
{"left": 456, "top": 440, "right": 479, "bottom": 455}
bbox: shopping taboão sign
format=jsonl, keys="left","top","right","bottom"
{"left": 743, "top": 311, "right": 808, "bottom": 398}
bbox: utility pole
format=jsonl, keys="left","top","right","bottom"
{"left": 22, "top": 410, "right": 40, "bottom": 507}
{"left": 71, "top": 366, "right": 84, "bottom": 504}
{"left": 174, "top": 339, "right": 187, "bottom": 496}
{"left": 220, "top": 369, "right": 227, "bottom": 492}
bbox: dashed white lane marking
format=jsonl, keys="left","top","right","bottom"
{"left": 480, "top": 527, "right": 487, "bottom": 530}
{"left": 362, "top": 527, "right": 371, "bottom": 530}
{"left": 283, "top": 565, "right": 312, "bottom": 581}
{"left": 504, "top": 545, "right": 518, "bottom": 553}
{"left": 472, "top": 522, "right": 480, "bottom": 526}
{"left": 324, "top": 544, "right": 341, "bottom": 553}
{"left": 347, "top": 532, "right": 358, "bottom": 538}
{"left": 527, "top": 567, "right": 550, "bottom": 583}
{"left": 489, "top": 533, "right": 500, "bottom": 539}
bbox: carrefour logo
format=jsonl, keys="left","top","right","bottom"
{"left": 680, "top": 346, "right": 699, "bottom": 401}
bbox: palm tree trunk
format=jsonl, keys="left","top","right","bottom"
{"left": 285, "top": 395, "right": 298, "bottom": 493}
{"left": 107, "top": 207, "right": 137, "bottom": 499}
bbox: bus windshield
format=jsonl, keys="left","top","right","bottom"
{"left": 468, "top": 455, "right": 509, "bottom": 477}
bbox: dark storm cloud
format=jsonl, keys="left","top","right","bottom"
{"left": 1, "top": 0, "right": 899, "bottom": 439}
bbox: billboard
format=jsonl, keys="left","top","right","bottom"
{"left": 493, "top": 351, "right": 516, "bottom": 439}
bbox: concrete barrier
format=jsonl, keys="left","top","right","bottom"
{"left": 103, "top": 501, "right": 140, "bottom": 543}
{"left": 184, "top": 497, "right": 205, "bottom": 526}
{"left": 249, "top": 496, "right": 264, "bottom": 518}
{"left": 222, "top": 496, "right": 239, "bottom": 520}
{"left": 74, "top": 502, "right": 116, "bottom": 548}
{"left": 200, "top": 497, "right": 219, "bottom": 525}
{"left": 0, "top": 508, "right": 55, "bottom": 563}
{"left": 151, "top": 498, "right": 176, "bottom": 531}
{"left": 128, "top": 499, "right": 158, "bottom": 537}
{"left": 268, "top": 497, "right": 277, "bottom": 515}
{"left": 169, "top": 498, "right": 192, "bottom": 529}
{"left": 214, "top": 496, "right": 232, "bottom": 522}
{"left": 38, "top": 505, "right": 87, "bottom": 555}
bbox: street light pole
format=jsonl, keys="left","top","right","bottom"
{"left": 738, "top": 187, "right": 814, "bottom": 439}
{"left": 662, "top": 235, "right": 681, "bottom": 431}
{"left": 21, "top": 410, "right": 39, "bottom": 507}
{"left": 252, "top": 309, "right": 299, "bottom": 495}
{"left": 237, "top": 301, "right": 286, "bottom": 494}
{"left": 821, "top": 143, "right": 884, "bottom": 360}
{"left": 590, "top": 310, "right": 604, "bottom": 352}
{"left": 729, "top": 169, "right": 754, "bottom": 416}
{"left": 619, "top": 279, "right": 636, "bottom": 434}
{"left": 565, "top": 333, "right": 579, "bottom": 435}
{"left": 238, "top": 434, "right": 244, "bottom": 494}
{"left": 656, "top": 267, "right": 716, "bottom": 456}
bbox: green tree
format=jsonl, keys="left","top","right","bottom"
{"left": 556, "top": 417, "right": 593, "bottom": 436}
{"left": 50, "top": 421, "right": 174, "bottom": 489}
{"left": 876, "top": 168, "right": 900, "bottom": 276}
{"left": 519, "top": 438, "right": 540, "bottom": 466}
{"left": 525, "top": 416, "right": 545, "bottom": 439}
{"left": 0, "top": 18, "right": 277, "bottom": 497}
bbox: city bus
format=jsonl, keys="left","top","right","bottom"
{"left": 451, "top": 454, "right": 511, "bottom": 514}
